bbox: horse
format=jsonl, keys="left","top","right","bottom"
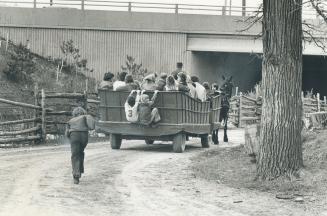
{"left": 212, "top": 76, "right": 233, "bottom": 145}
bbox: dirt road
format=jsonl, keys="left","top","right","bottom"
{"left": 0, "top": 130, "right": 310, "bottom": 216}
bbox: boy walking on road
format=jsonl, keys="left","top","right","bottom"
{"left": 66, "top": 107, "right": 94, "bottom": 184}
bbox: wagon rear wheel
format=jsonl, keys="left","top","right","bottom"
{"left": 110, "top": 134, "right": 122, "bottom": 149}
{"left": 201, "top": 134, "right": 210, "bottom": 148}
{"left": 145, "top": 139, "right": 154, "bottom": 145}
{"left": 173, "top": 133, "right": 186, "bottom": 153}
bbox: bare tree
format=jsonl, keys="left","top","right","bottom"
{"left": 256, "top": 0, "right": 304, "bottom": 180}
{"left": 237, "top": 0, "right": 327, "bottom": 180}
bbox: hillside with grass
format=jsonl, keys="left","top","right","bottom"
{"left": 0, "top": 38, "right": 96, "bottom": 97}
{"left": 0, "top": 38, "right": 97, "bottom": 120}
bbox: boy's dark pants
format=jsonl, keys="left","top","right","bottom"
{"left": 69, "top": 131, "right": 88, "bottom": 178}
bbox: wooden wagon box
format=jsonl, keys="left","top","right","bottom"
{"left": 96, "top": 90, "right": 221, "bottom": 152}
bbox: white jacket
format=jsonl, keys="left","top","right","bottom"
{"left": 194, "top": 82, "right": 207, "bottom": 102}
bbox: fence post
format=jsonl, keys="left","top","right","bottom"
{"left": 128, "top": 2, "right": 132, "bottom": 12}
{"left": 5, "top": 32, "right": 9, "bottom": 51}
{"left": 324, "top": 96, "right": 326, "bottom": 105}
{"left": 238, "top": 93, "right": 243, "bottom": 127}
{"left": 33, "top": 83, "right": 39, "bottom": 145}
{"left": 34, "top": 0, "right": 36, "bottom": 8}
{"left": 85, "top": 78, "right": 88, "bottom": 93}
{"left": 255, "top": 85, "right": 259, "bottom": 99}
{"left": 41, "top": 89, "right": 46, "bottom": 142}
{"left": 317, "top": 93, "right": 320, "bottom": 112}
{"left": 50, "top": 0, "right": 53, "bottom": 6}
{"left": 83, "top": 90, "right": 88, "bottom": 112}
{"left": 235, "top": 86, "right": 238, "bottom": 96}
{"left": 175, "top": 4, "right": 178, "bottom": 14}
{"left": 81, "top": 0, "right": 85, "bottom": 10}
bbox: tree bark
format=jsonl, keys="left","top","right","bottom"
{"left": 257, "top": 0, "right": 303, "bottom": 180}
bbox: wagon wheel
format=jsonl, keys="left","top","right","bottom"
{"left": 110, "top": 134, "right": 122, "bottom": 149}
{"left": 201, "top": 134, "right": 210, "bottom": 148}
{"left": 173, "top": 133, "right": 186, "bottom": 153}
{"left": 145, "top": 139, "right": 154, "bottom": 145}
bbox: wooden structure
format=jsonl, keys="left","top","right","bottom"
{"left": 304, "top": 112, "right": 327, "bottom": 129}
{"left": 0, "top": 98, "right": 42, "bottom": 147}
{"left": 0, "top": 89, "right": 93, "bottom": 147}
{"left": 302, "top": 93, "right": 327, "bottom": 113}
{"left": 244, "top": 123, "right": 260, "bottom": 156}
{"left": 229, "top": 94, "right": 261, "bottom": 127}
{"left": 229, "top": 91, "right": 327, "bottom": 128}
{"left": 40, "top": 91, "right": 87, "bottom": 135}
{"left": 97, "top": 90, "right": 221, "bottom": 153}
{"left": 240, "top": 92, "right": 327, "bottom": 156}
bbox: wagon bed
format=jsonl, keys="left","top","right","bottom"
{"left": 96, "top": 90, "right": 221, "bottom": 152}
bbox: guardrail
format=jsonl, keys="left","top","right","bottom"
{"left": 0, "top": 0, "right": 319, "bottom": 18}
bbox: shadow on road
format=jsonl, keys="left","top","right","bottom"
{"left": 119, "top": 142, "right": 204, "bottom": 153}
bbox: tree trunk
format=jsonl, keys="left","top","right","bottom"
{"left": 257, "top": 0, "right": 303, "bottom": 180}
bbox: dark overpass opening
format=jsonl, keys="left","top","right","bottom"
{"left": 303, "top": 55, "right": 327, "bottom": 98}
{"left": 190, "top": 51, "right": 262, "bottom": 93}
{"left": 191, "top": 51, "right": 327, "bottom": 97}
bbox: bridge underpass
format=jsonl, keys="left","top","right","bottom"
{"left": 0, "top": 5, "right": 326, "bottom": 96}
{"left": 187, "top": 35, "right": 327, "bottom": 96}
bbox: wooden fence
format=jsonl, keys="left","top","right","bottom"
{"left": 0, "top": 97, "right": 42, "bottom": 147}
{"left": 0, "top": 88, "right": 99, "bottom": 147}
{"left": 229, "top": 92, "right": 327, "bottom": 128}
{"left": 229, "top": 93, "right": 262, "bottom": 127}
{"left": 302, "top": 93, "right": 327, "bottom": 113}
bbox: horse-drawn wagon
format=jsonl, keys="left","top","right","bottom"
{"left": 96, "top": 90, "right": 221, "bottom": 153}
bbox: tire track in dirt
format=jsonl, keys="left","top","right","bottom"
{"left": 0, "top": 143, "right": 126, "bottom": 216}
{"left": 114, "top": 143, "right": 247, "bottom": 216}
{"left": 0, "top": 129, "right": 310, "bottom": 216}
{"left": 113, "top": 136, "right": 308, "bottom": 216}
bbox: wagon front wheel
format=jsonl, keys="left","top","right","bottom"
{"left": 173, "top": 133, "right": 186, "bottom": 153}
{"left": 110, "top": 134, "right": 122, "bottom": 149}
{"left": 201, "top": 134, "right": 210, "bottom": 148}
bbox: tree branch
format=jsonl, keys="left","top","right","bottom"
{"left": 310, "top": 0, "right": 327, "bottom": 23}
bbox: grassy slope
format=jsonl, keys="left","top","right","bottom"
{"left": 0, "top": 41, "right": 97, "bottom": 123}
{"left": 191, "top": 129, "right": 327, "bottom": 213}
{"left": 0, "top": 41, "right": 96, "bottom": 103}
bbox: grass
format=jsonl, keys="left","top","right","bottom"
{"left": 191, "top": 129, "right": 327, "bottom": 201}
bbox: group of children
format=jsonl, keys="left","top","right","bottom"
{"left": 98, "top": 62, "right": 221, "bottom": 126}
{"left": 66, "top": 62, "right": 222, "bottom": 184}
{"left": 125, "top": 90, "right": 161, "bottom": 127}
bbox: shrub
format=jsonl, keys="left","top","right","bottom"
{"left": 3, "top": 43, "right": 34, "bottom": 82}
{"left": 121, "top": 55, "right": 148, "bottom": 81}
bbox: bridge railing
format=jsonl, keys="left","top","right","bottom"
{"left": 0, "top": 0, "right": 319, "bottom": 18}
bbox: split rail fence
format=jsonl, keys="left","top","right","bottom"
{"left": 0, "top": 88, "right": 99, "bottom": 147}
{"left": 229, "top": 92, "right": 327, "bottom": 128}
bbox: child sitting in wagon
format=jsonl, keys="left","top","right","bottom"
{"left": 138, "top": 90, "right": 161, "bottom": 126}
{"left": 125, "top": 90, "right": 142, "bottom": 123}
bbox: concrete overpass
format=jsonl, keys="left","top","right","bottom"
{"left": 0, "top": 6, "right": 326, "bottom": 93}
